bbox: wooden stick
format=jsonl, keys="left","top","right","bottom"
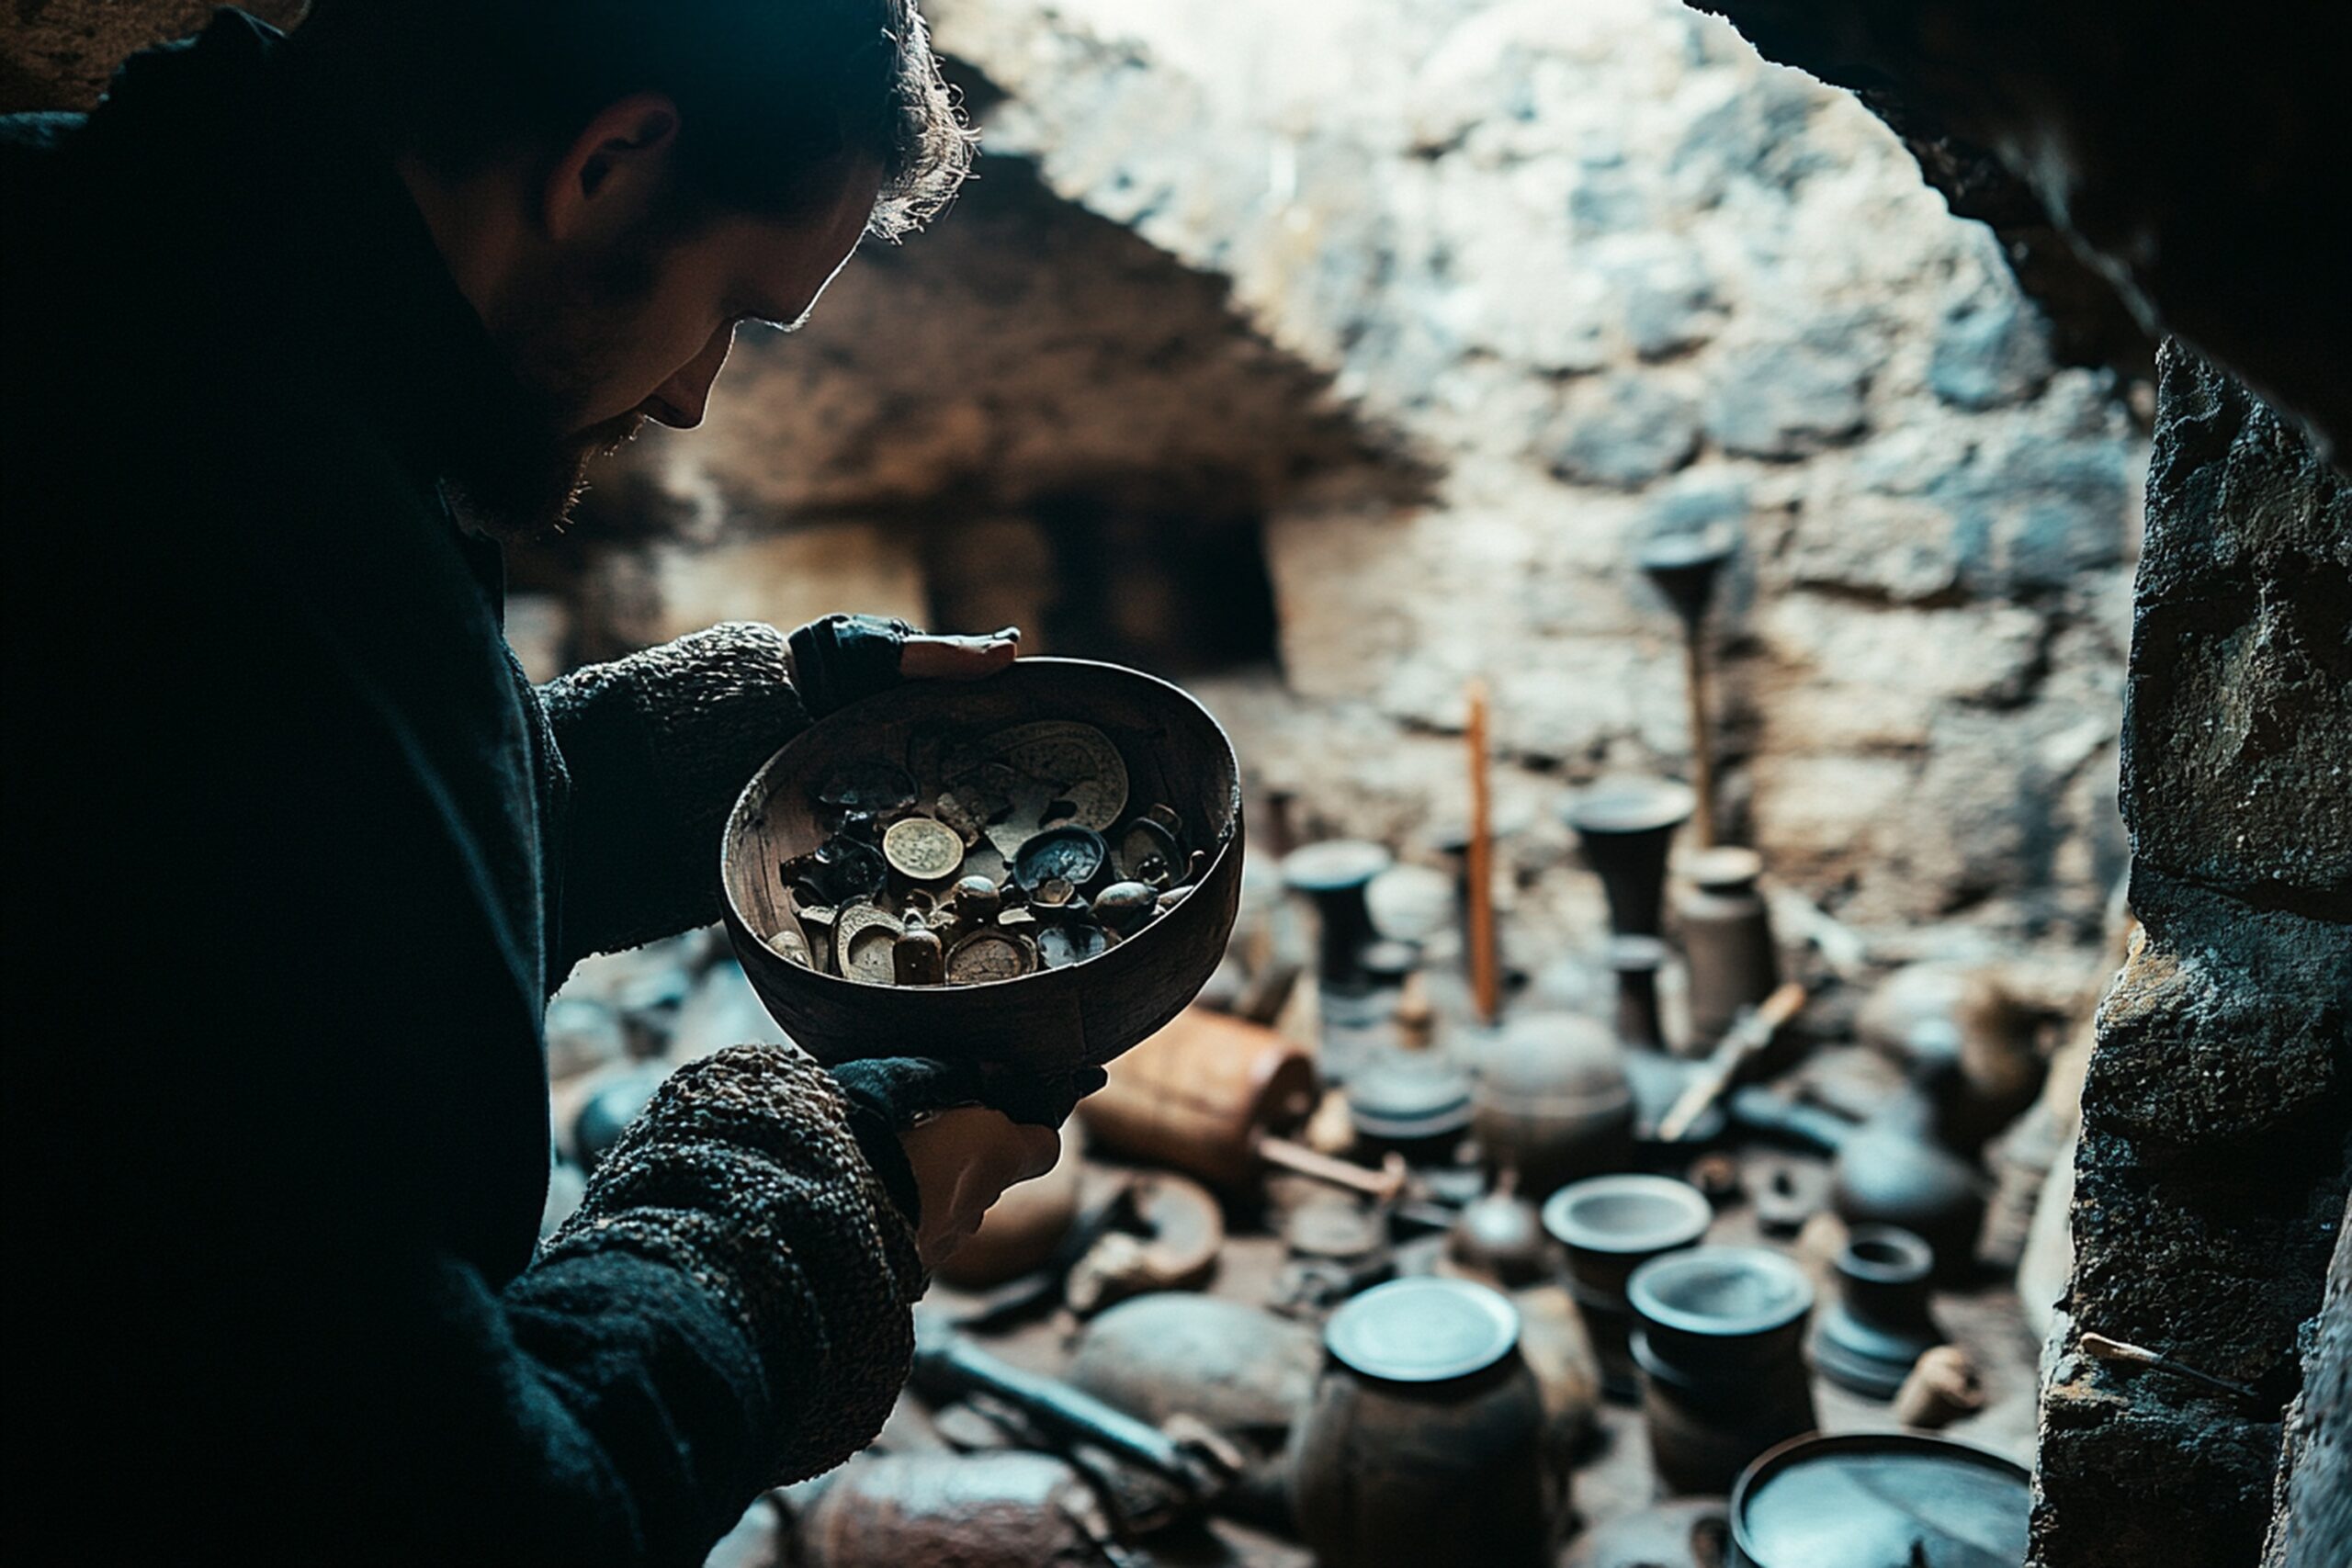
{"left": 1465, "top": 680, "right": 1500, "bottom": 1026}
{"left": 1259, "top": 1136, "right": 1409, "bottom": 1202}
{"left": 1657, "top": 981, "right": 1806, "bottom": 1142}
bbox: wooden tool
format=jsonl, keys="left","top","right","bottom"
{"left": 1657, "top": 981, "right": 1807, "bottom": 1142}
{"left": 1464, "top": 680, "right": 1500, "bottom": 1026}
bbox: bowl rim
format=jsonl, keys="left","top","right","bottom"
{"left": 1542, "top": 1172, "right": 1713, "bottom": 1254}
{"left": 720, "top": 656, "right": 1242, "bottom": 998}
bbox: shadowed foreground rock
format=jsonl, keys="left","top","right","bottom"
{"left": 2033, "top": 344, "right": 2349, "bottom": 1568}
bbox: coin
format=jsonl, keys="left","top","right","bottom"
{"left": 1012, "top": 824, "right": 1110, "bottom": 894}
{"left": 835, "top": 902, "right": 902, "bottom": 986}
{"left": 946, "top": 930, "right": 1035, "bottom": 984}
{"left": 884, "top": 817, "right": 965, "bottom": 882}
{"left": 1035, "top": 875, "right": 1076, "bottom": 908}
{"left": 1038, "top": 922, "right": 1110, "bottom": 970}
{"left": 948, "top": 721, "right": 1129, "bottom": 831}
{"left": 1114, "top": 817, "right": 1182, "bottom": 888}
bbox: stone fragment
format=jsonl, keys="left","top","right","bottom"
{"left": 1932, "top": 282, "right": 2055, "bottom": 411}
{"left": 1546, "top": 375, "right": 1701, "bottom": 490}
{"left": 1702, "top": 338, "right": 1870, "bottom": 458}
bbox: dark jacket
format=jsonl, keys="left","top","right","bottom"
{"left": 2, "top": 14, "right": 919, "bottom": 1562}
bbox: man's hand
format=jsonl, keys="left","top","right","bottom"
{"left": 898, "top": 627, "right": 1020, "bottom": 682}
{"left": 899, "top": 1108, "right": 1060, "bottom": 1269}
{"left": 786, "top": 615, "right": 1019, "bottom": 717}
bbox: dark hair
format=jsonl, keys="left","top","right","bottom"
{"left": 292, "top": 0, "right": 973, "bottom": 238}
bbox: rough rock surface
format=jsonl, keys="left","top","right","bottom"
{"left": 563, "top": 0, "right": 2149, "bottom": 961}
{"left": 2032, "top": 344, "right": 2351, "bottom": 1568}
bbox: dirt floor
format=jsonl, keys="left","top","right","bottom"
{"left": 897, "top": 1139, "right": 2041, "bottom": 1567}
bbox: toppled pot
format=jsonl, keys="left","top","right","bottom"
{"left": 1563, "top": 1497, "right": 1731, "bottom": 1568}
{"left": 1544, "top": 1174, "right": 1714, "bottom": 1402}
{"left": 933, "top": 1119, "right": 1087, "bottom": 1290}
{"left": 1068, "top": 1292, "right": 1322, "bottom": 1524}
{"left": 1080, "top": 1007, "right": 1317, "bottom": 1191}
{"left": 795, "top": 1451, "right": 1117, "bottom": 1568}
{"left": 1812, "top": 1224, "right": 1941, "bottom": 1401}
{"left": 1472, "top": 1011, "right": 1635, "bottom": 1197}
{"left": 1289, "top": 1279, "right": 1553, "bottom": 1568}
{"left": 1629, "top": 1247, "right": 1817, "bottom": 1495}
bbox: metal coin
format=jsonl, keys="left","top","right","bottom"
{"left": 765, "top": 925, "right": 814, "bottom": 969}
{"left": 884, "top": 817, "right": 965, "bottom": 882}
{"left": 1035, "top": 876, "right": 1077, "bottom": 908}
{"left": 946, "top": 930, "right": 1035, "bottom": 984}
{"left": 835, "top": 903, "right": 903, "bottom": 987}
{"left": 1012, "top": 824, "right": 1110, "bottom": 894}
{"left": 948, "top": 721, "right": 1129, "bottom": 831}
{"left": 1037, "top": 921, "right": 1110, "bottom": 970}
{"left": 1114, "top": 817, "right": 1182, "bottom": 888}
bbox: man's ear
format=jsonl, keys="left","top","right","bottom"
{"left": 541, "top": 94, "right": 682, "bottom": 244}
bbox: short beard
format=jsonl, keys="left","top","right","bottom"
{"left": 445, "top": 409, "right": 646, "bottom": 545}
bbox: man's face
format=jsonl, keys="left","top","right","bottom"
{"left": 466, "top": 161, "right": 883, "bottom": 537}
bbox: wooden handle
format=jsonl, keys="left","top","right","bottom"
{"left": 1259, "top": 1136, "right": 1409, "bottom": 1201}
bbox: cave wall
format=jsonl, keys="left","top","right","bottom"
{"left": 2029, "top": 346, "right": 2350, "bottom": 1567}
{"left": 890, "top": 0, "right": 2144, "bottom": 963}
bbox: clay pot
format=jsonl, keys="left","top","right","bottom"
{"left": 1472, "top": 1011, "right": 1636, "bottom": 1198}
{"left": 1288, "top": 1280, "right": 1552, "bottom": 1568}
{"left": 1629, "top": 1247, "right": 1818, "bottom": 1495}
{"left": 1677, "top": 847, "right": 1779, "bottom": 1051}
{"left": 1829, "top": 1107, "right": 1988, "bottom": 1285}
{"left": 1345, "top": 1046, "right": 1476, "bottom": 1165}
{"left": 1543, "top": 1174, "right": 1714, "bottom": 1401}
{"left": 1812, "top": 1224, "right": 1940, "bottom": 1400}
{"left": 1445, "top": 1184, "right": 1558, "bottom": 1289}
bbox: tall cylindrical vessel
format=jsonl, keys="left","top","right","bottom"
{"left": 1542, "top": 1174, "right": 1714, "bottom": 1402}
{"left": 1676, "top": 847, "right": 1779, "bottom": 1048}
{"left": 1629, "top": 1247, "right": 1817, "bottom": 1495}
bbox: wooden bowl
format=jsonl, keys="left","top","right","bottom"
{"left": 721, "top": 658, "right": 1244, "bottom": 1073}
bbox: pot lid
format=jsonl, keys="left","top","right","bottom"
{"left": 1628, "top": 1246, "right": 1813, "bottom": 1337}
{"left": 1281, "top": 839, "right": 1393, "bottom": 893}
{"left": 1346, "top": 1049, "right": 1475, "bottom": 1138}
{"left": 1731, "top": 1433, "right": 2030, "bottom": 1568}
{"left": 1542, "top": 1174, "right": 1713, "bottom": 1256}
{"left": 1324, "top": 1277, "right": 1520, "bottom": 1383}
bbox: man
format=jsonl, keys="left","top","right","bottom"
{"left": 2, "top": 4, "right": 1080, "bottom": 1561}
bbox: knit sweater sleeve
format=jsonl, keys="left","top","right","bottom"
{"left": 537, "top": 622, "right": 808, "bottom": 972}
{"left": 528, "top": 1043, "right": 923, "bottom": 1490}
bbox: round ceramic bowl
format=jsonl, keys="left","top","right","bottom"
{"left": 721, "top": 658, "right": 1243, "bottom": 1073}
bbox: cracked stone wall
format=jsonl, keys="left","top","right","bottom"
{"left": 2030, "top": 345, "right": 2350, "bottom": 1568}
{"left": 608, "top": 0, "right": 2146, "bottom": 964}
